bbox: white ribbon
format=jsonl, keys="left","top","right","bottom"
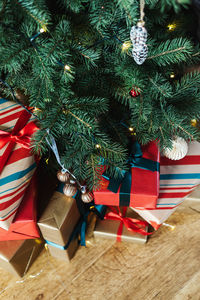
{"left": 45, "top": 129, "right": 86, "bottom": 192}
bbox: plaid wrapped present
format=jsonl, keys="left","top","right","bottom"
{"left": 94, "top": 141, "right": 160, "bottom": 208}
{"left": 0, "top": 98, "right": 38, "bottom": 230}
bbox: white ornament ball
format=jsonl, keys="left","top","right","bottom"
{"left": 63, "top": 184, "right": 77, "bottom": 197}
{"left": 163, "top": 137, "right": 188, "bottom": 160}
{"left": 81, "top": 192, "right": 93, "bottom": 203}
{"left": 57, "top": 170, "right": 70, "bottom": 182}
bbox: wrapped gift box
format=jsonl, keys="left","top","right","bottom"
{"left": 0, "top": 98, "right": 38, "bottom": 230}
{"left": 94, "top": 141, "right": 160, "bottom": 208}
{"left": 133, "top": 141, "right": 200, "bottom": 229}
{"left": 0, "top": 172, "right": 40, "bottom": 240}
{"left": 185, "top": 184, "right": 200, "bottom": 201}
{"left": 45, "top": 238, "right": 79, "bottom": 262}
{"left": 38, "top": 185, "right": 80, "bottom": 261}
{"left": 94, "top": 207, "right": 149, "bottom": 243}
{"left": 0, "top": 238, "right": 44, "bottom": 277}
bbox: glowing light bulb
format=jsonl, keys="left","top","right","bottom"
{"left": 163, "top": 223, "right": 176, "bottom": 230}
{"left": 170, "top": 72, "right": 175, "bottom": 78}
{"left": 191, "top": 119, "right": 197, "bottom": 127}
{"left": 129, "top": 127, "right": 134, "bottom": 132}
{"left": 34, "top": 107, "right": 41, "bottom": 112}
{"left": 95, "top": 144, "right": 101, "bottom": 149}
{"left": 35, "top": 239, "right": 42, "bottom": 244}
{"left": 40, "top": 28, "right": 45, "bottom": 33}
{"left": 167, "top": 23, "right": 177, "bottom": 31}
{"left": 122, "top": 41, "right": 131, "bottom": 52}
{"left": 64, "top": 64, "right": 71, "bottom": 71}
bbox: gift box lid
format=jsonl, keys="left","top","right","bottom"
{"left": 38, "top": 191, "right": 80, "bottom": 245}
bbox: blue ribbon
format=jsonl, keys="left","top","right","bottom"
{"left": 57, "top": 183, "right": 106, "bottom": 246}
{"left": 45, "top": 215, "right": 86, "bottom": 250}
{"left": 102, "top": 141, "right": 159, "bottom": 206}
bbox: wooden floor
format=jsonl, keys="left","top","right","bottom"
{"left": 0, "top": 200, "right": 200, "bottom": 300}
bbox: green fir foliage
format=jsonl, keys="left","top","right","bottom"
{"left": 0, "top": 0, "right": 200, "bottom": 190}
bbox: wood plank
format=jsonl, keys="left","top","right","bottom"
{"left": 0, "top": 201, "right": 200, "bottom": 300}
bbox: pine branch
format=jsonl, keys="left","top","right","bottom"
{"left": 148, "top": 46, "right": 186, "bottom": 60}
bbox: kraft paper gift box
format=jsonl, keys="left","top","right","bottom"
{"left": 132, "top": 141, "right": 200, "bottom": 229}
{"left": 38, "top": 185, "right": 80, "bottom": 261}
{"left": 0, "top": 173, "right": 40, "bottom": 240}
{"left": 0, "top": 98, "right": 38, "bottom": 230}
{"left": 0, "top": 238, "right": 44, "bottom": 277}
{"left": 94, "top": 141, "right": 160, "bottom": 208}
{"left": 94, "top": 207, "right": 149, "bottom": 243}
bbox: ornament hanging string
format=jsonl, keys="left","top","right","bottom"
{"left": 45, "top": 130, "right": 85, "bottom": 192}
{"left": 130, "top": 0, "right": 148, "bottom": 65}
{"left": 140, "top": 0, "right": 145, "bottom": 24}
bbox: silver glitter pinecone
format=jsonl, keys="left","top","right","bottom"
{"left": 130, "top": 24, "right": 148, "bottom": 65}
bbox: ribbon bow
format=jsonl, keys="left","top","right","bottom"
{"left": 105, "top": 206, "right": 151, "bottom": 242}
{"left": 0, "top": 121, "right": 38, "bottom": 150}
{"left": 102, "top": 141, "right": 159, "bottom": 206}
{"left": 0, "top": 110, "right": 38, "bottom": 174}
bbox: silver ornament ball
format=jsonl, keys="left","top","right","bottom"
{"left": 81, "top": 192, "right": 93, "bottom": 203}
{"left": 57, "top": 170, "right": 70, "bottom": 182}
{"left": 163, "top": 137, "right": 188, "bottom": 160}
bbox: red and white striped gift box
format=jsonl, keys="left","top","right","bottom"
{"left": 132, "top": 141, "right": 200, "bottom": 229}
{"left": 0, "top": 98, "right": 38, "bottom": 230}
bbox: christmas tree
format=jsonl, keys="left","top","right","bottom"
{"left": 1, "top": 0, "right": 200, "bottom": 191}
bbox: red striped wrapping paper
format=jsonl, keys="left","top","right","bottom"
{"left": 132, "top": 141, "right": 200, "bottom": 229}
{"left": 0, "top": 98, "right": 38, "bottom": 230}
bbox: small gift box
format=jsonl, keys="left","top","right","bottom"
{"left": 38, "top": 185, "right": 80, "bottom": 261}
{"left": 94, "top": 207, "right": 149, "bottom": 243}
{"left": 0, "top": 238, "right": 44, "bottom": 277}
{"left": 0, "top": 173, "right": 40, "bottom": 240}
{"left": 133, "top": 141, "right": 200, "bottom": 229}
{"left": 0, "top": 98, "right": 38, "bottom": 230}
{"left": 94, "top": 141, "right": 160, "bottom": 208}
{"left": 45, "top": 237, "right": 79, "bottom": 262}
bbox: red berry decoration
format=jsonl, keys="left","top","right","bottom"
{"left": 129, "top": 88, "right": 140, "bottom": 97}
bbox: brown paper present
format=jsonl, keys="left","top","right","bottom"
{"left": 94, "top": 207, "right": 149, "bottom": 244}
{"left": 38, "top": 191, "right": 80, "bottom": 245}
{"left": 46, "top": 238, "right": 79, "bottom": 262}
{"left": 0, "top": 239, "right": 44, "bottom": 277}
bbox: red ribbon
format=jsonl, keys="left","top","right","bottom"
{"left": 0, "top": 110, "right": 38, "bottom": 174}
{"left": 105, "top": 206, "right": 152, "bottom": 242}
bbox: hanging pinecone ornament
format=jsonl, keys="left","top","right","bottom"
{"left": 130, "top": 1, "right": 148, "bottom": 65}
{"left": 129, "top": 88, "right": 140, "bottom": 97}
{"left": 130, "top": 22, "right": 148, "bottom": 65}
{"left": 162, "top": 137, "right": 188, "bottom": 160}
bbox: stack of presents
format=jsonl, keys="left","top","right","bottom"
{"left": 1, "top": 98, "right": 200, "bottom": 277}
